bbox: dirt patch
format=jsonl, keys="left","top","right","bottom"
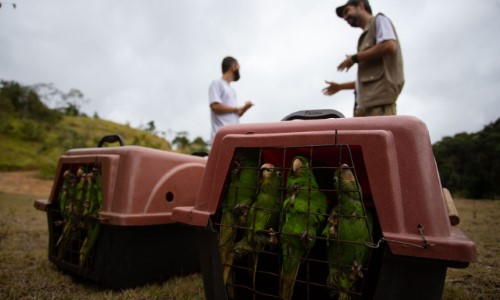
{"left": 0, "top": 171, "right": 53, "bottom": 197}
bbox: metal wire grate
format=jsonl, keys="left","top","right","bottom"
{"left": 49, "top": 162, "right": 102, "bottom": 271}
{"left": 212, "top": 144, "right": 376, "bottom": 299}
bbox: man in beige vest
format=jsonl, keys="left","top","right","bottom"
{"left": 322, "top": 0, "right": 404, "bottom": 117}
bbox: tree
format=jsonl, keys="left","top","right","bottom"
{"left": 0, "top": 80, "right": 62, "bottom": 123}
{"left": 145, "top": 120, "right": 156, "bottom": 133}
{"left": 191, "top": 136, "right": 208, "bottom": 153}
{"left": 34, "top": 83, "right": 89, "bottom": 117}
{"left": 172, "top": 131, "right": 190, "bottom": 151}
{"left": 433, "top": 118, "right": 500, "bottom": 199}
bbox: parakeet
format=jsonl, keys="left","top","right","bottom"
{"left": 56, "top": 165, "right": 103, "bottom": 266}
{"left": 280, "top": 156, "right": 328, "bottom": 300}
{"left": 57, "top": 167, "right": 89, "bottom": 259}
{"left": 233, "top": 163, "right": 283, "bottom": 256}
{"left": 79, "top": 166, "right": 102, "bottom": 267}
{"left": 58, "top": 170, "right": 72, "bottom": 216}
{"left": 233, "top": 162, "right": 283, "bottom": 287}
{"left": 56, "top": 170, "right": 75, "bottom": 251}
{"left": 219, "top": 148, "right": 260, "bottom": 286}
{"left": 323, "top": 163, "right": 372, "bottom": 299}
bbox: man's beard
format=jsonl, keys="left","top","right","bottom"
{"left": 347, "top": 15, "right": 359, "bottom": 27}
{"left": 233, "top": 70, "right": 240, "bottom": 81}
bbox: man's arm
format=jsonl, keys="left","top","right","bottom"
{"left": 356, "top": 40, "right": 397, "bottom": 62}
{"left": 210, "top": 101, "right": 254, "bottom": 116}
{"left": 210, "top": 102, "right": 239, "bottom": 114}
{"left": 337, "top": 40, "right": 397, "bottom": 72}
{"left": 237, "top": 101, "right": 254, "bottom": 117}
{"left": 322, "top": 80, "right": 355, "bottom": 96}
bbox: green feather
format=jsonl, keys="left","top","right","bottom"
{"left": 234, "top": 163, "right": 283, "bottom": 256}
{"left": 79, "top": 167, "right": 102, "bottom": 267}
{"left": 232, "top": 163, "right": 283, "bottom": 289}
{"left": 219, "top": 148, "right": 260, "bottom": 287}
{"left": 324, "top": 164, "right": 373, "bottom": 299}
{"left": 280, "top": 156, "right": 328, "bottom": 300}
{"left": 57, "top": 167, "right": 87, "bottom": 260}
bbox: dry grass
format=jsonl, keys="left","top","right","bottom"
{"left": 0, "top": 192, "right": 205, "bottom": 300}
{"left": 442, "top": 199, "right": 499, "bottom": 299}
{"left": 0, "top": 172, "right": 498, "bottom": 299}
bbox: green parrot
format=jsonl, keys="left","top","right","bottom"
{"left": 219, "top": 148, "right": 260, "bottom": 286}
{"left": 79, "top": 166, "right": 102, "bottom": 267}
{"left": 57, "top": 167, "right": 89, "bottom": 259}
{"left": 322, "top": 163, "right": 373, "bottom": 299}
{"left": 58, "top": 170, "right": 73, "bottom": 217}
{"left": 55, "top": 170, "right": 75, "bottom": 250}
{"left": 233, "top": 163, "right": 283, "bottom": 255}
{"left": 280, "top": 156, "right": 328, "bottom": 300}
{"left": 232, "top": 163, "right": 283, "bottom": 284}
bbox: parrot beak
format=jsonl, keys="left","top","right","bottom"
{"left": 293, "top": 158, "right": 303, "bottom": 176}
{"left": 261, "top": 163, "right": 275, "bottom": 179}
{"left": 340, "top": 163, "right": 355, "bottom": 182}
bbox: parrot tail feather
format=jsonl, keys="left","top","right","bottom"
{"left": 223, "top": 257, "right": 234, "bottom": 285}
{"left": 280, "top": 257, "right": 301, "bottom": 300}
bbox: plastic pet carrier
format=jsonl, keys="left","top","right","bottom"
{"left": 172, "top": 115, "right": 477, "bottom": 300}
{"left": 34, "top": 136, "right": 207, "bottom": 289}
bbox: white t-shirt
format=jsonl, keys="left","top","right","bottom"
{"left": 209, "top": 78, "right": 239, "bottom": 142}
{"left": 375, "top": 14, "right": 396, "bottom": 44}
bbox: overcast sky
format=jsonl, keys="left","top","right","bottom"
{"left": 1, "top": 0, "right": 499, "bottom": 144}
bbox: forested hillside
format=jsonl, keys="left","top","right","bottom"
{"left": 433, "top": 118, "right": 500, "bottom": 199}
{"left": 0, "top": 80, "right": 172, "bottom": 178}
{"left": 1, "top": 80, "right": 498, "bottom": 198}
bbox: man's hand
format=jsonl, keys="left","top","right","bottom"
{"left": 337, "top": 55, "right": 355, "bottom": 72}
{"left": 322, "top": 81, "right": 342, "bottom": 96}
{"left": 238, "top": 100, "right": 254, "bottom": 116}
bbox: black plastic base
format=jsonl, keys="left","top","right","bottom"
{"left": 371, "top": 247, "right": 451, "bottom": 300}
{"left": 196, "top": 221, "right": 228, "bottom": 300}
{"left": 47, "top": 214, "right": 200, "bottom": 290}
{"left": 197, "top": 227, "right": 461, "bottom": 300}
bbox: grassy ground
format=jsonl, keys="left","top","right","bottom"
{"left": 0, "top": 172, "right": 498, "bottom": 299}
{"left": 442, "top": 199, "right": 499, "bottom": 299}
{"left": 0, "top": 192, "right": 205, "bottom": 300}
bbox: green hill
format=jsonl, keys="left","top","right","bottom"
{"left": 0, "top": 115, "right": 171, "bottom": 178}
{"left": 433, "top": 117, "right": 500, "bottom": 199}
{"left": 0, "top": 80, "right": 171, "bottom": 179}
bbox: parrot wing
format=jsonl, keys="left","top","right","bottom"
{"left": 219, "top": 148, "right": 260, "bottom": 288}
{"left": 233, "top": 163, "right": 283, "bottom": 257}
{"left": 325, "top": 164, "right": 373, "bottom": 298}
{"left": 280, "top": 156, "right": 328, "bottom": 300}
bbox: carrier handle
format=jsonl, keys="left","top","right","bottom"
{"left": 97, "top": 135, "right": 125, "bottom": 147}
{"left": 191, "top": 151, "right": 209, "bottom": 157}
{"left": 281, "top": 109, "right": 345, "bottom": 121}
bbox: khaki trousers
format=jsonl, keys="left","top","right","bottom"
{"left": 354, "top": 103, "right": 397, "bottom": 117}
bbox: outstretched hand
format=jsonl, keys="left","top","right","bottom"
{"left": 322, "top": 81, "right": 341, "bottom": 96}
{"left": 337, "top": 55, "right": 355, "bottom": 72}
{"left": 238, "top": 100, "right": 254, "bottom": 116}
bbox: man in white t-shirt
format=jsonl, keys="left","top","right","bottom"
{"left": 322, "top": 0, "right": 404, "bottom": 117}
{"left": 209, "top": 56, "right": 254, "bottom": 143}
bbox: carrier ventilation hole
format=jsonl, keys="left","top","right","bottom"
{"left": 165, "top": 191, "right": 174, "bottom": 202}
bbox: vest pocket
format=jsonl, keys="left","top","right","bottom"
{"left": 360, "top": 68, "right": 384, "bottom": 83}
